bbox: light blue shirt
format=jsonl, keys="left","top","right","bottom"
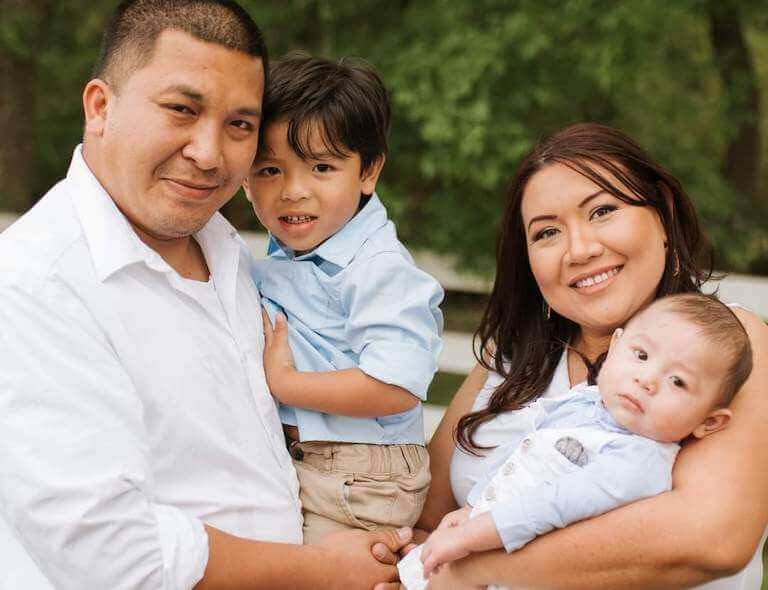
{"left": 467, "top": 385, "right": 679, "bottom": 553}
{"left": 253, "top": 194, "right": 444, "bottom": 445}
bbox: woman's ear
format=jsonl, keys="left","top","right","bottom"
{"left": 360, "top": 155, "right": 386, "bottom": 195}
{"left": 692, "top": 408, "right": 732, "bottom": 439}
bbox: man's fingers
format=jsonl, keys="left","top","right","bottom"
{"left": 373, "top": 584, "right": 404, "bottom": 590}
{"left": 370, "top": 526, "right": 413, "bottom": 554}
{"left": 372, "top": 541, "right": 399, "bottom": 565}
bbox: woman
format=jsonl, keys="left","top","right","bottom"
{"left": 385, "top": 123, "right": 768, "bottom": 589}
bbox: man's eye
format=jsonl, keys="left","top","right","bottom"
{"left": 533, "top": 227, "right": 558, "bottom": 241}
{"left": 590, "top": 205, "right": 617, "bottom": 220}
{"left": 231, "top": 120, "right": 254, "bottom": 131}
{"left": 633, "top": 348, "right": 648, "bottom": 361}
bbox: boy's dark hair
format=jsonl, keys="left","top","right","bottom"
{"left": 260, "top": 53, "right": 390, "bottom": 174}
{"left": 93, "top": 0, "right": 268, "bottom": 91}
{"left": 631, "top": 293, "right": 753, "bottom": 405}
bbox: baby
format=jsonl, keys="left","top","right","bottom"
{"left": 399, "top": 293, "right": 752, "bottom": 589}
{"left": 244, "top": 54, "right": 443, "bottom": 544}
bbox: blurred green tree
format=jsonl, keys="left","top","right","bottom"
{"left": 1, "top": 0, "right": 766, "bottom": 272}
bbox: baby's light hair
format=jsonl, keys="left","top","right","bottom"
{"left": 629, "top": 293, "right": 752, "bottom": 405}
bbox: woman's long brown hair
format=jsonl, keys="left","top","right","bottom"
{"left": 455, "top": 123, "right": 715, "bottom": 455}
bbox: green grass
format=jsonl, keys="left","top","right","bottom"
{"left": 426, "top": 371, "right": 466, "bottom": 406}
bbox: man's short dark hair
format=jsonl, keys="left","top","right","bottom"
{"left": 93, "top": 0, "right": 268, "bottom": 90}
{"left": 635, "top": 293, "right": 753, "bottom": 405}
{"left": 260, "top": 53, "right": 390, "bottom": 174}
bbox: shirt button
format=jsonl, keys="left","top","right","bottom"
{"left": 484, "top": 485, "right": 496, "bottom": 501}
{"left": 502, "top": 462, "right": 515, "bottom": 476}
{"left": 522, "top": 438, "right": 532, "bottom": 451}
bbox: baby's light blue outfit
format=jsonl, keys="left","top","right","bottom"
{"left": 253, "top": 193, "right": 444, "bottom": 445}
{"left": 398, "top": 384, "right": 679, "bottom": 590}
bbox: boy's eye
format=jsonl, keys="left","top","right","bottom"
{"left": 633, "top": 348, "right": 648, "bottom": 361}
{"left": 532, "top": 227, "right": 559, "bottom": 242}
{"left": 670, "top": 376, "right": 686, "bottom": 389}
{"left": 256, "top": 166, "right": 280, "bottom": 177}
{"left": 313, "top": 163, "right": 334, "bottom": 173}
{"left": 589, "top": 204, "right": 617, "bottom": 220}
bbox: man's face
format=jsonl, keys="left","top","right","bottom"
{"left": 87, "top": 29, "right": 264, "bottom": 239}
{"left": 597, "top": 306, "right": 728, "bottom": 442}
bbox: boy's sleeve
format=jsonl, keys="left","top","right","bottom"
{"left": 489, "top": 438, "right": 677, "bottom": 553}
{"left": 340, "top": 251, "right": 444, "bottom": 399}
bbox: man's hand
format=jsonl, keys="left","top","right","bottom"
{"left": 436, "top": 506, "right": 471, "bottom": 530}
{"left": 261, "top": 309, "right": 297, "bottom": 400}
{"left": 322, "top": 527, "right": 413, "bottom": 590}
{"left": 420, "top": 526, "right": 471, "bottom": 578}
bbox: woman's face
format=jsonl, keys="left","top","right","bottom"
{"left": 521, "top": 162, "right": 668, "bottom": 341}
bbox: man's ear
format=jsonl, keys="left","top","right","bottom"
{"left": 82, "top": 79, "right": 112, "bottom": 138}
{"left": 692, "top": 408, "right": 732, "bottom": 439}
{"left": 360, "top": 155, "right": 386, "bottom": 195}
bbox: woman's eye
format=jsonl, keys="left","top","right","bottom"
{"left": 313, "top": 163, "right": 333, "bottom": 173}
{"left": 590, "top": 205, "right": 617, "bottom": 220}
{"left": 533, "top": 227, "right": 559, "bottom": 242}
{"left": 633, "top": 348, "right": 648, "bottom": 361}
{"left": 671, "top": 376, "right": 686, "bottom": 389}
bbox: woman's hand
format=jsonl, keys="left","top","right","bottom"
{"left": 261, "top": 309, "right": 296, "bottom": 400}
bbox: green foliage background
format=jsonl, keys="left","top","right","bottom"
{"left": 2, "top": 0, "right": 768, "bottom": 274}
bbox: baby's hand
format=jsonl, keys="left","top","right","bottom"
{"left": 420, "top": 525, "right": 470, "bottom": 579}
{"left": 261, "top": 309, "right": 296, "bottom": 400}
{"left": 436, "top": 506, "right": 471, "bottom": 530}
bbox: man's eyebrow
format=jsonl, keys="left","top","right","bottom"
{"left": 235, "top": 106, "right": 262, "bottom": 118}
{"left": 526, "top": 190, "right": 607, "bottom": 233}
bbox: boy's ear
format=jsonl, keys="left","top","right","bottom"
{"left": 360, "top": 155, "right": 386, "bottom": 195}
{"left": 692, "top": 408, "right": 732, "bottom": 439}
{"left": 242, "top": 176, "right": 252, "bottom": 202}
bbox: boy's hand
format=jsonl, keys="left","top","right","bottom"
{"left": 261, "top": 309, "right": 297, "bottom": 400}
{"left": 437, "top": 506, "right": 471, "bottom": 530}
{"left": 420, "top": 525, "right": 471, "bottom": 578}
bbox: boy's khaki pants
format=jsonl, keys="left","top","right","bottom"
{"left": 288, "top": 440, "right": 431, "bottom": 545}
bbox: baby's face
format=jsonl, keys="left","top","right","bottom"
{"left": 597, "top": 306, "right": 729, "bottom": 442}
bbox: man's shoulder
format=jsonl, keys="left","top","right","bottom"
{"left": 0, "top": 181, "right": 86, "bottom": 288}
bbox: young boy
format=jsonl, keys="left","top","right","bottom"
{"left": 243, "top": 54, "right": 444, "bottom": 545}
{"left": 398, "top": 293, "right": 752, "bottom": 589}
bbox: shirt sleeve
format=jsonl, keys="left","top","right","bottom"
{"left": 341, "top": 251, "right": 444, "bottom": 399}
{"left": 0, "top": 280, "right": 209, "bottom": 590}
{"left": 489, "top": 437, "right": 677, "bottom": 553}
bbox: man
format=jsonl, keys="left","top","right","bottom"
{"left": 0, "top": 1, "right": 409, "bottom": 588}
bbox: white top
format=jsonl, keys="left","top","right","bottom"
{"left": 0, "top": 147, "right": 302, "bottom": 590}
{"left": 450, "top": 350, "right": 766, "bottom": 590}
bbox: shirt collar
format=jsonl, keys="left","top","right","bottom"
{"left": 266, "top": 193, "right": 389, "bottom": 268}
{"left": 67, "top": 144, "right": 240, "bottom": 282}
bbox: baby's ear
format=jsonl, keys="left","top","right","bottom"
{"left": 692, "top": 408, "right": 732, "bottom": 439}
{"left": 608, "top": 328, "right": 624, "bottom": 351}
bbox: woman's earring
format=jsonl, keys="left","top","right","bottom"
{"left": 543, "top": 300, "right": 552, "bottom": 321}
{"left": 672, "top": 250, "right": 680, "bottom": 277}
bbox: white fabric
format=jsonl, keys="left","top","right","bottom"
{"left": 0, "top": 146, "right": 302, "bottom": 590}
{"left": 449, "top": 348, "right": 765, "bottom": 590}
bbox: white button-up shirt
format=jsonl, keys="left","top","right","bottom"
{"left": 0, "top": 146, "right": 302, "bottom": 590}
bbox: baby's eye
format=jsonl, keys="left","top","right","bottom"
{"left": 670, "top": 376, "right": 687, "bottom": 389}
{"left": 533, "top": 227, "right": 559, "bottom": 242}
{"left": 633, "top": 348, "right": 648, "bottom": 361}
{"left": 313, "top": 163, "right": 334, "bottom": 173}
{"left": 590, "top": 205, "right": 617, "bottom": 220}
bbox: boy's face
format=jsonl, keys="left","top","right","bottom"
{"left": 243, "top": 121, "right": 383, "bottom": 254}
{"left": 597, "top": 305, "right": 731, "bottom": 442}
